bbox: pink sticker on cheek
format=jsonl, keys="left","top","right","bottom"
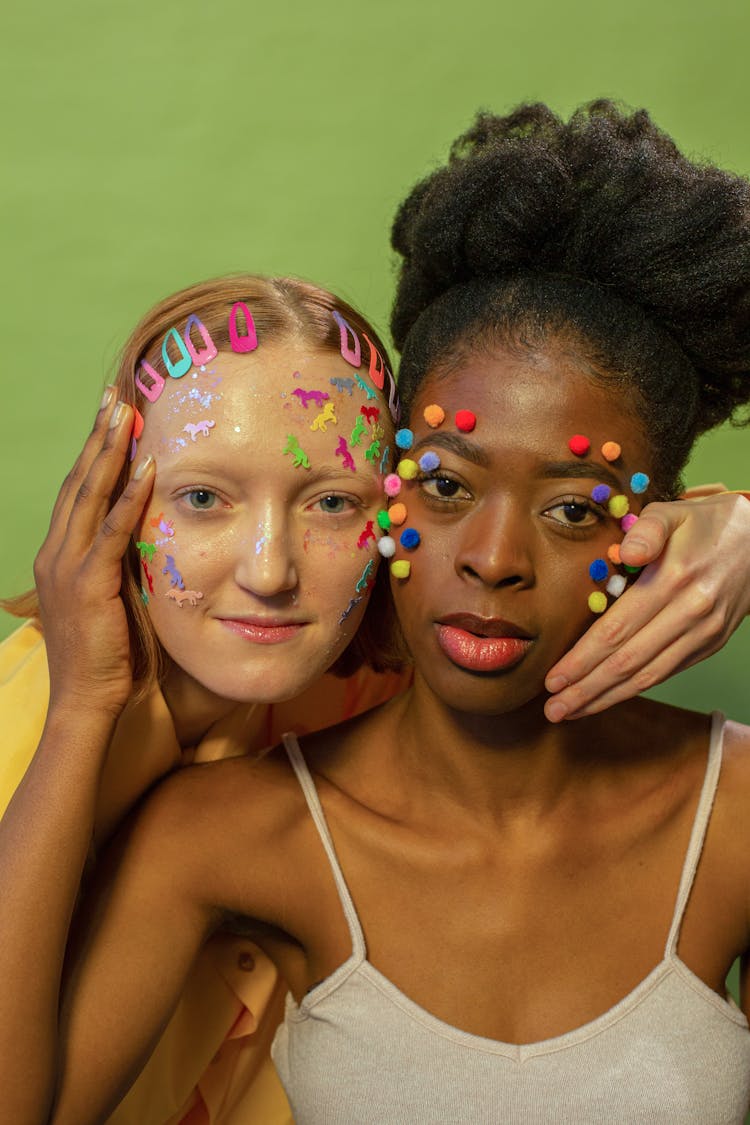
{"left": 183, "top": 315, "right": 219, "bottom": 366}
{"left": 166, "top": 588, "right": 204, "bottom": 607}
{"left": 229, "top": 302, "right": 258, "bottom": 353}
{"left": 162, "top": 328, "right": 193, "bottom": 380}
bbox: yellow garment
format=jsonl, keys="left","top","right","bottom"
{"left": 0, "top": 621, "right": 408, "bottom": 1125}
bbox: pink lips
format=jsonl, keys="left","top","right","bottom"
{"left": 436, "top": 614, "right": 532, "bottom": 673}
{"left": 218, "top": 618, "right": 306, "bottom": 644}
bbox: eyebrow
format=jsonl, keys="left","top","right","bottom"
{"left": 410, "top": 432, "right": 492, "bottom": 469}
{"left": 539, "top": 461, "right": 623, "bottom": 490}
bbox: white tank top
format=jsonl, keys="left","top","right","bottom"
{"left": 272, "top": 715, "right": 750, "bottom": 1123}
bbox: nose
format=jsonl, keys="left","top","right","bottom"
{"left": 234, "top": 507, "right": 299, "bottom": 597}
{"left": 453, "top": 499, "right": 535, "bottom": 590}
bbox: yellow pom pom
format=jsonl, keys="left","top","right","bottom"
{"left": 390, "top": 560, "right": 411, "bottom": 579}
{"left": 423, "top": 404, "right": 445, "bottom": 428}
{"left": 608, "top": 494, "right": 630, "bottom": 518}
{"left": 588, "top": 591, "right": 608, "bottom": 614}
{"left": 397, "top": 459, "right": 419, "bottom": 479}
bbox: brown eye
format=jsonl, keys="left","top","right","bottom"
{"left": 420, "top": 476, "right": 470, "bottom": 501}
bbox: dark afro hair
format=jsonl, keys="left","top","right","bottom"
{"left": 390, "top": 101, "right": 750, "bottom": 495}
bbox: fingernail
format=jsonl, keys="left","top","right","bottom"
{"left": 546, "top": 700, "right": 568, "bottom": 723}
{"left": 100, "top": 385, "right": 115, "bottom": 410}
{"left": 134, "top": 454, "right": 154, "bottom": 480}
{"left": 545, "top": 674, "right": 567, "bottom": 693}
{"left": 109, "top": 401, "right": 126, "bottom": 428}
{"left": 623, "top": 537, "right": 648, "bottom": 553}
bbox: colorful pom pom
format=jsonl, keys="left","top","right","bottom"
{"left": 606, "top": 574, "right": 627, "bottom": 598}
{"left": 568, "top": 434, "right": 590, "bottom": 456}
{"left": 624, "top": 564, "right": 643, "bottom": 575}
{"left": 455, "top": 410, "right": 476, "bottom": 432}
{"left": 591, "top": 484, "right": 612, "bottom": 503}
{"left": 419, "top": 451, "right": 441, "bottom": 472}
{"left": 384, "top": 473, "right": 402, "bottom": 497}
{"left": 607, "top": 543, "right": 622, "bottom": 565}
{"left": 588, "top": 591, "right": 608, "bottom": 614}
{"left": 620, "top": 513, "right": 638, "bottom": 532}
{"left": 397, "top": 459, "right": 419, "bottom": 479}
{"left": 608, "top": 494, "right": 630, "bottom": 518}
{"left": 400, "top": 528, "right": 421, "bottom": 550}
{"left": 601, "top": 441, "right": 621, "bottom": 462}
{"left": 589, "top": 558, "right": 609, "bottom": 582}
{"left": 630, "top": 472, "right": 650, "bottom": 494}
{"left": 388, "top": 502, "right": 407, "bottom": 526}
{"left": 377, "top": 536, "right": 396, "bottom": 558}
{"left": 395, "top": 428, "right": 414, "bottom": 450}
{"left": 423, "top": 404, "right": 445, "bottom": 428}
{"left": 390, "top": 560, "right": 411, "bottom": 579}
{"left": 377, "top": 510, "right": 391, "bottom": 531}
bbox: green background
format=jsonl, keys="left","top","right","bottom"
{"left": 1, "top": 0, "right": 748, "bottom": 727}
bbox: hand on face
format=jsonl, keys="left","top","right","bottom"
{"left": 34, "top": 392, "right": 155, "bottom": 718}
{"left": 544, "top": 490, "right": 750, "bottom": 720}
{"left": 134, "top": 345, "right": 390, "bottom": 707}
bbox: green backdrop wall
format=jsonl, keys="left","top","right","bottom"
{"left": 2, "top": 0, "right": 748, "bottom": 722}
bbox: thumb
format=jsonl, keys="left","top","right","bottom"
{"left": 619, "top": 504, "right": 683, "bottom": 567}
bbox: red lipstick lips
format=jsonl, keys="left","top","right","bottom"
{"left": 435, "top": 614, "right": 532, "bottom": 673}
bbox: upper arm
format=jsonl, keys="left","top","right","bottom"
{"left": 50, "top": 770, "right": 225, "bottom": 1125}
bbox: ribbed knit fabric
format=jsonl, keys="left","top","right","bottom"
{"left": 273, "top": 715, "right": 750, "bottom": 1123}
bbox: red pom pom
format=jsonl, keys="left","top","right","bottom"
{"left": 455, "top": 410, "right": 476, "bottom": 433}
{"left": 568, "top": 434, "right": 590, "bottom": 456}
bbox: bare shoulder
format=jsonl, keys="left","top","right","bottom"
{"left": 101, "top": 746, "right": 314, "bottom": 928}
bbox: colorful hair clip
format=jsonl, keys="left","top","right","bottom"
{"left": 228, "top": 302, "right": 259, "bottom": 353}
{"left": 362, "top": 332, "right": 385, "bottom": 390}
{"left": 332, "top": 311, "right": 362, "bottom": 368}
{"left": 162, "top": 328, "right": 193, "bottom": 380}
{"left": 183, "top": 315, "right": 218, "bottom": 366}
{"left": 136, "top": 360, "right": 166, "bottom": 403}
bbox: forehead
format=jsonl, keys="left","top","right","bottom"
{"left": 412, "top": 345, "right": 650, "bottom": 467}
{"left": 139, "top": 342, "right": 390, "bottom": 472}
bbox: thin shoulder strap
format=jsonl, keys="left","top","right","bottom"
{"left": 282, "top": 732, "right": 367, "bottom": 959}
{"left": 665, "top": 712, "right": 725, "bottom": 956}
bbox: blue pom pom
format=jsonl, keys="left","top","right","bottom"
{"left": 591, "top": 484, "right": 611, "bottom": 503}
{"left": 395, "top": 428, "right": 414, "bottom": 450}
{"left": 418, "top": 451, "right": 441, "bottom": 471}
{"left": 400, "top": 528, "right": 421, "bottom": 550}
{"left": 630, "top": 472, "right": 650, "bottom": 494}
{"left": 589, "top": 558, "right": 609, "bottom": 582}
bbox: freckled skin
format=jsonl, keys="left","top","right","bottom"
{"left": 133, "top": 344, "right": 390, "bottom": 706}
{"left": 390, "top": 345, "right": 654, "bottom": 717}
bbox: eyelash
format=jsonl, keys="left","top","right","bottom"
{"left": 417, "top": 472, "right": 472, "bottom": 505}
{"left": 175, "top": 487, "right": 221, "bottom": 513}
{"left": 541, "top": 496, "right": 607, "bottom": 534}
{"left": 305, "top": 493, "right": 363, "bottom": 517}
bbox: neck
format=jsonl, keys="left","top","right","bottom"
{"left": 160, "top": 662, "right": 245, "bottom": 749}
{"left": 396, "top": 671, "right": 615, "bottom": 818}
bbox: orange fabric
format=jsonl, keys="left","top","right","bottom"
{"left": 0, "top": 620, "right": 410, "bottom": 1124}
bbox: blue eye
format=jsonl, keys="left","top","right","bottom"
{"left": 318, "top": 495, "right": 347, "bottom": 514}
{"left": 186, "top": 489, "right": 216, "bottom": 510}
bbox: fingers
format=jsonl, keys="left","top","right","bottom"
{"left": 88, "top": 454, "right": 155, "bottom": 569}
{"left": 618, "top": 503, "right": 681, "bottom": 567}
{"left": 45, "top": 400, "right": 134, "bottom": 559}
{"left": 47, "top": 387, "right": 118, "bottom": 531}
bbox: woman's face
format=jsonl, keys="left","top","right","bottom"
{"left": 134, "top": 340, "right": 390, "bottom": 703}
{"left": 389, "top": 343, "right": 654, "bottom": 717}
